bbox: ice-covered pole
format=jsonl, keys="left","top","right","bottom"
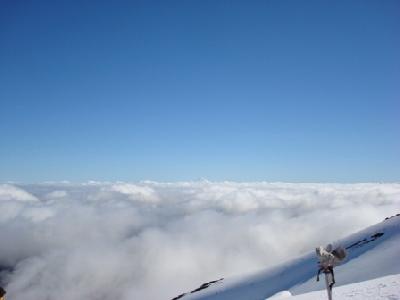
{"left": 316, "top": 245, "right": 347, "bottom": 300}
{"left": 324, "top": 270, "right": 333, "bottom": 300}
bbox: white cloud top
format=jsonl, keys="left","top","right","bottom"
{"left": 0, "top": 184, "right": 38, "bottom": 202}
{"left": 0, "top": 182, "right": 399, "bottom": 300}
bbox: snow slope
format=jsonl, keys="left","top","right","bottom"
{"left": 172, "top": 214, "right": 400, "bottom": 300}
{"left": 269, "top": 274, "right": 400, "bottom": 300}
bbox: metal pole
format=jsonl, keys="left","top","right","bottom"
{"left": 324, "top": 272, "right": 333, "bottom": 300}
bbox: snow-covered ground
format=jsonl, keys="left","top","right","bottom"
{"left": 269, "top": 274, "right": 400, "bottom": 300}
{"left": 174, "top": 214, "right": 400, "bottom": 300}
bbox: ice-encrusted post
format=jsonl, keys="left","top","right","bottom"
{"left": 324, "top": 271, "right": 333, "bottom": 300}
{"left": 316, "top": 245, "right": 346, "bottom": 300}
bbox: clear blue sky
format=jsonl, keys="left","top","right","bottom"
{"left": 1, "top": 0, "right": 399, "bottom": 182}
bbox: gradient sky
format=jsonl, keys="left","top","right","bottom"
{"left": 1, "top": 0, "right": 399, "bottom": 182}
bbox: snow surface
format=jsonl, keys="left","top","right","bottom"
{"left": 174, "top": 215, "right": 400, "bottom": 300}
{"left": 282, "top": 274, "right": 400, "bottom": 300}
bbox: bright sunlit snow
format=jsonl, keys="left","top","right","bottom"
{"left": 288, "top": 274, "right": 400, "bottom": 300}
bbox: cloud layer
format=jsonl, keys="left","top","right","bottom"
{"left": 0, "top": 182, "right": 399, "bottom": 299}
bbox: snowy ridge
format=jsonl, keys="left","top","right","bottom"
{"left": 173, "top": 215, "right": 400, "bottom": 300}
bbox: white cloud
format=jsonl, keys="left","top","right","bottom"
{"left": 0, "top": 182, "right": 399, "bottom": 300}
{"left": 45, "top": 190, "right": 67, "bottom": 200}
{"left": 109, "top": 183, "right": 160, "bottom": 203}
{"left": 0, "top": 184, "right": 38, "bottom": 202}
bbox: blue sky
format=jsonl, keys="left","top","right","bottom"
{"left": 0, "top": 0, "right": 399, "bottom": 182}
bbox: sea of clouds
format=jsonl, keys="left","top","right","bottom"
{"left": 0, "top": 181, "right": 399, "bottom": 300}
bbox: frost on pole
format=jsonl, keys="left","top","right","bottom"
{"left": 316, "top": 244, "right": 347, "bottom": 300}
